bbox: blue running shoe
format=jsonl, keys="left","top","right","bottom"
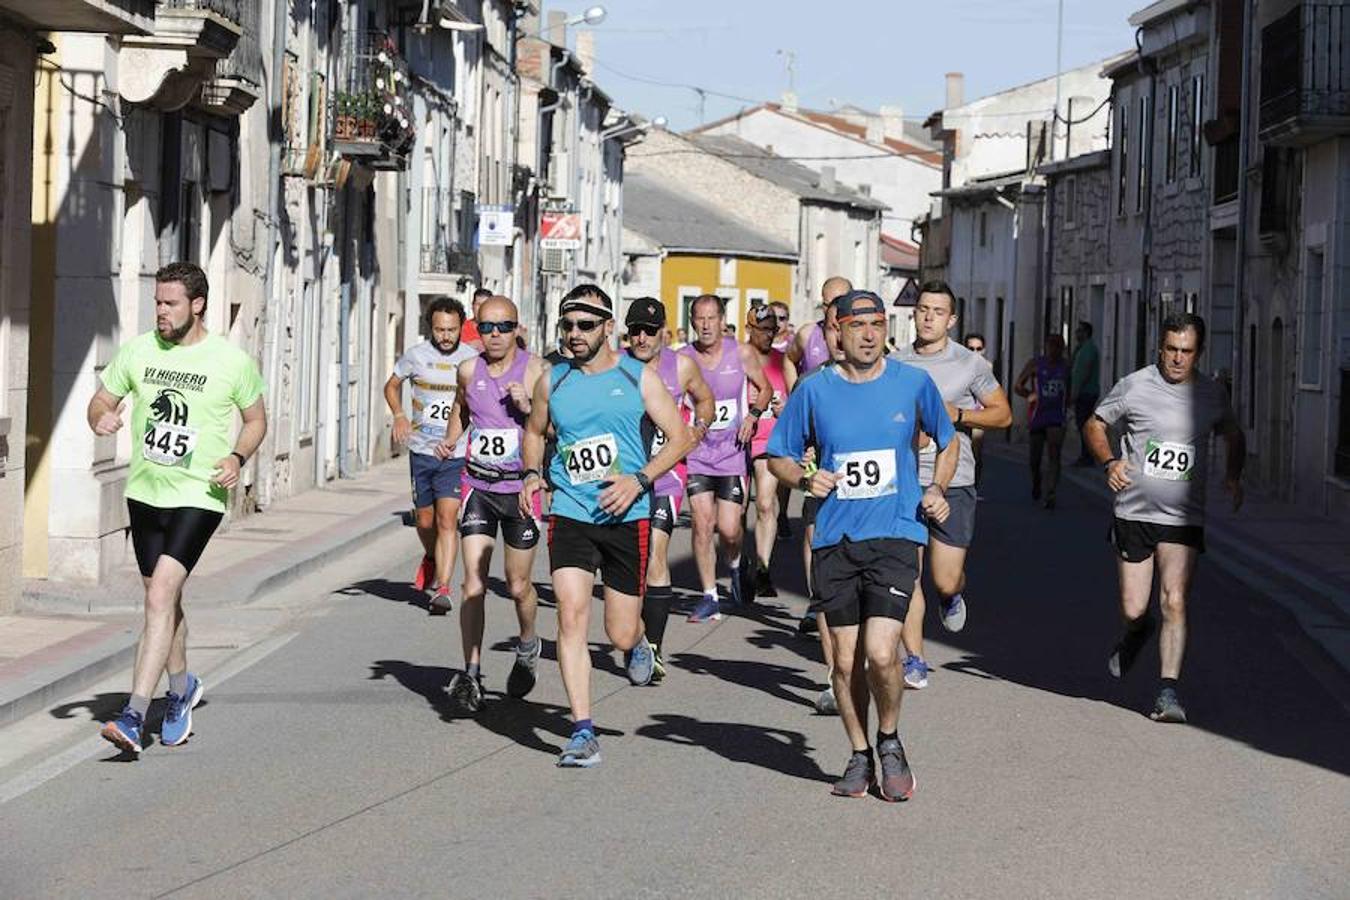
{"left": 626, "top": 637, "right": 655, "bottom": 686}
{"left": 101, "top": 708, "right": 144, "bottom": 756}
{"left": 161, "top": 674, "right": 203, "bottom": 747}
{"left": 687, "top": 593, "right": 722, "bottom": 623}
{"left": 903, "top": 655, "right": 929, "bottom": 690}
{"left": 557, "top": 729, "right": 601, "bottom": 768}
{"left": 940, "top": 594, "right": 967, "bottom": 632}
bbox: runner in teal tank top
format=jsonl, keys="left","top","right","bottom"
{"left": 520, "top": 285, "right": 693, "bottom": 769}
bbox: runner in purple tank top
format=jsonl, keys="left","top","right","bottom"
{"left": 437, "top": 296, "right": 547, "bottom": 711}
{"left": 679, "top": 295, "right": 771, "bottom": 621}
{"left": 623, "top": 298, "right": 713, "bottom": 677}
{"left": 1015, "top": 333, "right": 1071, "bottom": 509}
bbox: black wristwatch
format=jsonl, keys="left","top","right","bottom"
{"left": 634, "top": 471, "right": 653, "bottom": 494}
{"left": 1102, "top": 457, "right": 1120, "bottom": 472}
{"left": 747, "top": 406, "right": 765, "bottom": 419}
{"left": 230, "top": 451, "right": 247, "bottom": 467}
{"left": 798, "top": 474, "right": 812, "bottom": 492}
{"left": 521, "top": 468, "right": 541, "bottom": 481}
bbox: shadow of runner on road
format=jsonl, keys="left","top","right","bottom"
{"left": 636, "top": 713, "right": 832, "bottom": 784}
{"left": 368, "top": 658, "right": 622, "bottom": 757}
{"left": 670, "top": 652, "right": 818, "bottom": 710}
{"left": 931, "top": 455, "right": 1350, "bottom": 777}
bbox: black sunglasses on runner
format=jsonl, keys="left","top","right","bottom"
{"left": 561, "top": 318, "right": 603, "bottom": 333}
{"left": 628, "top": 324, "right": 660, "bottom": 337}
{"left": 477, "top": 320, "right": 517, "bottom": 335}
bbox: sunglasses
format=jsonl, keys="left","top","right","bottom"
{"left": 561, "top": 318, "right": 604, "bottom": 333}
{"left": 628, "top": 324, "right": 660, "bottom": 337}
{"left": 477, "top": 320, "right": 517, "bottom": 335}
{"left": 966, "top": 343, "right": 985, "bottom": 352}
{"left": 774, "top": 313, "right": 789, "bottom": 321}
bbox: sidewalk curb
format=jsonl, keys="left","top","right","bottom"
{"left": 3, "top": 494, "right": 410, "bottom": 730}
{"left": 0, "top": 625, "right": 138, "bottom": 730}
{"left": 985, "top": 443, "right": 1350, "bottom": 681}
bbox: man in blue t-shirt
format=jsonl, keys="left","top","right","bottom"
{"left": 768, "top": 290, "right": 958, "bottom": 802}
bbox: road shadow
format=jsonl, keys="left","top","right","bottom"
{"left": 933, "top": 454, "right": 1350, "bottom": 777}
{"left": 670, "top": 651, "right": 818, "bottom": 710}
{"left": 368, "top": 657, "right": 622, "bottom": 757}
{"left": 636, "top": 713, "right": 832, "bottom": 784}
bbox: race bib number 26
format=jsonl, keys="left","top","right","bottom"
{"left": 834, "top": 449, "right": 897, "bottom": 500}
{"left": 1144, "top": 439, "right": 1195, "bottom": 481}
{"left": 565, "top": 433, "right": 620, "bottom": 485}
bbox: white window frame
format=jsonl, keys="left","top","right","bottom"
{"left": 677, "top": 285, "right": 702, "bottom": 331}
{"left": 1299, "top": 245, "right": 1326, "bottom": 390}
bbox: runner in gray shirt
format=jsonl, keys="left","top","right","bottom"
{"left": 384, "top": 296, "right": 479, "bottom": 611}
{"left": 1084, "top": 313, "right": 1245, "bottom": 724}
{"left": 891, "top": 281, "right": 1012, "bottom": 688}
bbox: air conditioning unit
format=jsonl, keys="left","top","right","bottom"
{"left": 547, "top": 150, "right": 571, "bottom": 200}
{"left": 541, "top": 246, "right": 568, "bottom": 272}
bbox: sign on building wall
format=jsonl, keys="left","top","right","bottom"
{"left": 477, "top": 204, "right": 514, "bottom": 247}
{"left": 540, "top": 211, "right": 582, "bottom": 249}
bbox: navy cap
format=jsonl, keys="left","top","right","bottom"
{"left": 625, "top": 297, "right": 666, "bottom": 328}
{"left": 835, "top": 289, "right": 887, "bottom": 319}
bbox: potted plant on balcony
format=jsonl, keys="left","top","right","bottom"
{"left": 334, "top": 91, "right": 356, "bottom": 141}
{"left": 358, "top": 92, "right": 378, "bottom": 140}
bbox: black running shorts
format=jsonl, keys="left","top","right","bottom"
{"left": 459, "top": 487, "right": 541, "bottom": 550}
{"left": 811, "top": 537, "right": 920, "bottom": 628}
{"left": 547, "top": 516, "right": 650, "bottom": 597}
{"left": 686, "top": 473, "right": 746, "bottom": 504}
{"left": 127, "top": 498, "right": 223, "bottom": 578}
{"left": 649, "top": 494, "right": 682, "bottom": 535}
{"left": 1109, "top": 517, "right": 1205, "bottom": 563}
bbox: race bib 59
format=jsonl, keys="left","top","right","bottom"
{"left": 834, "top": 449, "right": 897, "bottom": 500}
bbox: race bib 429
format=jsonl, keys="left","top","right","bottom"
{"left": 1144, "top": 439, "right": 1195, "bottom": 481}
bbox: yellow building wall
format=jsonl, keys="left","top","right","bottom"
{"left": 659, "top": 254, "right": 793, "bottom": 338}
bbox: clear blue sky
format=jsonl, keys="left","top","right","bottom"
{"left": 548, "top": 0, "right": 1142, "bottom": 131}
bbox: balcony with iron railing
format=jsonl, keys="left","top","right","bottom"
{"left": 196, "top": 0, "right": 263, "bottom": 114}
{"left": 1259, "top": 1, "right": 1350, "bottom": 146}
{"left": 120, "top": 0, "right": 242, "bottom": 109}
{"left": 420, "top": 188, "right": 478, "bottom": 277}
{"left": 332, "top": 30, "right": 415, "bottom": 171}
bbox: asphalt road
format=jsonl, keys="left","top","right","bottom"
{"left": 2, "top": 455, "right": 1347, "bottom": 899}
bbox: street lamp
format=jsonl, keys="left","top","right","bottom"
{"left": 602, "top": 114, "right": 666, "bottom": 141}
{"left": 572, "top": 6, "right": 607, "bottom": 27}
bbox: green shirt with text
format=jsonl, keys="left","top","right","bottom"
{"left": 101, "top": 332, "right": 264, "bottom": 513}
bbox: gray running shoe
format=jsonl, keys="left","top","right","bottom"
{"left": 626, "top": 636, "right": 655, "bottom": 686}
{"left": 877, "top": 737, "right": 916, "bottom": 802}
{"left": 831, "top": 751, "right": 875, "bottom": 798}
{"left": 939, "top": 593, "right": 967, "bottom": 633}
{"left": 507, "top": 638, "right": 541, "bottom": 699}
{"left": 1149, "top": 687, "right": 1187, "bottom": 724}
{"left": 448, "top": 672, "right": 484, "bottom": 713}
{"left": 557, "top": 729, "right": 601, "bottom": 768}
{"left": 1108, "top": 617, "right": 1156, "bottom": 678}
{"left": 815, "top": 684, "right": 839, "bottom": 716}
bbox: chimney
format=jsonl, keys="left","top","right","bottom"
{"left": 880, "top": 104, "right": 906, "bottom": 141}
{"left": 819, "top": 165, "right": 836, "bottom": 193}
{"left": 945, "top": 72, "right": 964, "bottom": 109}
{"left": 781, "top": 90, "right": 798, "bottom": 113}
{"left": 575, "top": 31, "right": 595, "bottom": 74}
{"left": 865, "top": 116, "right": 883, "bottom": 144}
{"left": 545, "top": 9, "right": 567, "bottom": 47}
{"left": 1065, "top": 94, "right": 1093, "bottom": 157}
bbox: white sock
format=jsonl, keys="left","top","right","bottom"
{"left": 705, "top": 588, "right": 718, "bottom": 603}
{"left": 728, "top": 555, "right": 741, "bottom": 570}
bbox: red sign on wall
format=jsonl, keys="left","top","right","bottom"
{"left": 540, "top": 211, "right": 582, "bottom": 249}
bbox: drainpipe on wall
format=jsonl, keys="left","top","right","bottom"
{"left": 338, "top": 186, "right": 352, "bottom": 479}
{"left": 1138, "top": 29, "right": 1157, "bottom": 354}
{"left": 255, "top": 0, "right": 289, "bottom": 508}
{"left": 1231, "top": 0, "right": 1255, "bottom": 413}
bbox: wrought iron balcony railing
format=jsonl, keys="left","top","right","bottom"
{"left": 1259, "top": 2, "right": 1350, "bottom": 145}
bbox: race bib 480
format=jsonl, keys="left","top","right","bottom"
{"left": 1144, "top": 439, "right": 1195, "bottom": 481}
{"left": 564, "top": 433, "right": 620, "bottom": 485}
{"left": 834, "top": 449, "right": 897, "bottom": 500}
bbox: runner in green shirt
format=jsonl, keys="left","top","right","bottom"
{"left": 87, "top": 262, "right": 267, "bottom": 757}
